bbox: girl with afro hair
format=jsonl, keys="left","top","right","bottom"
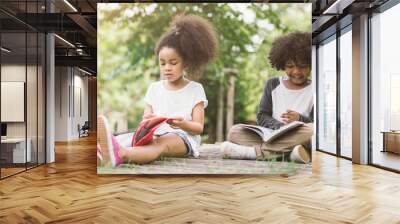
{"left": 221, "top": 31, "right": 314, "bottom": 164}
{"left": 98, "top": 15, "right": 218, "bottom": 166}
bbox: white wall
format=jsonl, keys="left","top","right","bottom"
{"left": 55, "top": 67, "right": 89, "bottom": 141}
{"left": 1, "top": 65, "right": 33, "bottom": 138}
{"left": 73, "top": 73, "right": 89, "bottom": 137}
{"left": 1, "top": 63, "right": 46, "bottom": 163}
{"left": 55, "top": 66, "right": 70, "bottom": 141}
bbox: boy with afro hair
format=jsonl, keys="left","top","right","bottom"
{"left": 221, "top": 32, "right": 314, "bottom": 164}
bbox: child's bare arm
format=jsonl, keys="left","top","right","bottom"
{"left": 143, "top": 104, "right": 155, "bottom": 119}
{"left": 169, "top": 102, "right": 204, "bottom": 135}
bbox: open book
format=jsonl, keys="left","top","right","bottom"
{"left": 235, "top": 121, "right": 304, "bottom": 143}
{"left": 131, "top": 116, "right": 172, "bottom": 146}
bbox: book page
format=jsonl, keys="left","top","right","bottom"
{"left": 237, "top": 124, "right": 272, "bottom": 139}
{"left": 264, "top": 121, "right": 304, "bottom": 143}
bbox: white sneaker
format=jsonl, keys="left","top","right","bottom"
{"left": 220, "top": 141, "right": 257, "bottom": 160}
{"left": 290, "top": 145, "right": 310, "bottom": 164}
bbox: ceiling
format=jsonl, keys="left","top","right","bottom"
{"left": 0, "top": 0, "right": 97, "bottom": 75}
{"left": 1, "top": 0, "right": 395, "bottom": 74}
{"left": 311, "top": 0, "right": 390, "bottom": 43}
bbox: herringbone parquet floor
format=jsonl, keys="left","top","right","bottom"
{"left": 1, "top": 135, "right": 400, "bottom": 223}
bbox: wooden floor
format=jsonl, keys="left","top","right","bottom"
{"left": 0, "top": 135, "right": 400, "bottom": 223}
{"left": 0, "top": 167, "right": 26, "bottom": 178}
{"left": 1, "top": 163, "right": 44, "bottom": 178}
{"left": 372, "top": 150, "right": 400, "bottom": 171}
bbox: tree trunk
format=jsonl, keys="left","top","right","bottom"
{"left": 216, "top": 81, "right": 224, "bottom": 142}
{"left": 226, "top": 70, "right": 237, "bottom": 135}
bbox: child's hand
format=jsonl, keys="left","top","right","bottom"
{"left": 142, "top": 113, "right": 156, "bottom": 120}
{"left": 281, "top": 109, "right": 300, "bottom": 124}
{"left": 167, "top": 117, "right": 185, "bottom": 129}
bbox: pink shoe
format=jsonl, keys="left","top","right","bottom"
{"left": 97, "top": 116, "right": 122, "bottom": 167}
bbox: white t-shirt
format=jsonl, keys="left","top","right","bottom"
{"left": 271, "top": 77, "right": 313, "bottom": 123}
{"left": 143, "top": 80, "right": 208, "bottom": 157}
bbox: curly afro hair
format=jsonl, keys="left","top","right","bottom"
{"left": 155, "top": 14, "right": 218, "bottom": 76}
{"left": 268, "top": 31, "right": 311, "bottom": 71}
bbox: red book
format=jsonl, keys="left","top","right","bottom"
{"left": 131, "top": 117, "right": 172, "bottom": 146}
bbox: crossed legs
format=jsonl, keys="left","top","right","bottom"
{"left": 222, "top": 123, "right": 314, "bottom": 163}
{"left": 119, "top": 134, "right": 187, "bottom": 164}
{"left": 97, "top": 116, "right": 187, "bottom": 166}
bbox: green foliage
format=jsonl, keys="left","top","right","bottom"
{"left": 98, "top": 3, "right": 311, "bottom": 139}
